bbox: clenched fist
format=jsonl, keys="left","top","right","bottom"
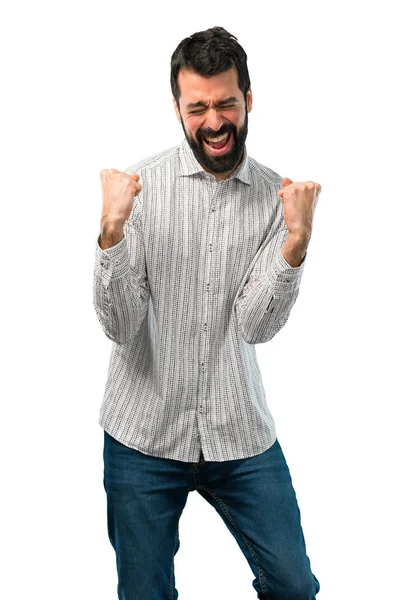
{"left": 278, "top": 177, "right": 321, "bottom": 242}
{"left": 278, "top": 177, "right": 322, "bottom": 267}
{"left": 100, "top": 169, "right": 142, "bottom": 228}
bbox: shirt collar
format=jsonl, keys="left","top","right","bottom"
{"left": 178, "top": 135, "right": 251, "bottom": 185}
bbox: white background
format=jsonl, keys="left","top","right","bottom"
{"left": 1, "top": 1, "right": 399, "bottom": 598}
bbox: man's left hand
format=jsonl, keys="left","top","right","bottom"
{"left": 278, "top": 178, "right": 322, "bottom": 243}
{"left": 278, "top": 177, "right": 322, "bottom": 267}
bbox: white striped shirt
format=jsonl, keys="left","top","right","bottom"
{"left": 93, "top": 136, "right": 306, "bottom": 462}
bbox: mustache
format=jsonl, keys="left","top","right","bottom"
{"left": 198, "top": 126, "right": 235, "bottom": 140}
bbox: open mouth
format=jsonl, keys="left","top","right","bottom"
{"left": 203, "top": 131, "right": 232, "bottom": 154}
{"left": 204, "top": 131, "right": 231, "bottom": 149}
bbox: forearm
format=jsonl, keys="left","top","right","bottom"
{"left": 235, "top": 249, "right": 304, "bottom": 344}
{"left": 99, "top": 220, "right": 125, "bottom": 250}
{"left": 93, "top": 221, "right": 149, "bottom": 345}
{"left": 281, "top": 232, "right": 309, "bottom": 268}
{"left": 234, "top": 222, "right": 306, "bottom": 344}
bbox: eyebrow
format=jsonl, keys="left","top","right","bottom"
{"left": 186, "top": 96, "right": 239, "bottom": 110}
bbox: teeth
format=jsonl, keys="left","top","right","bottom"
{"left": 205, "top": 132, "right": 229, "bottom": 143}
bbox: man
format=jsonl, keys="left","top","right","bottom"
{"left": 94, "top": 25, "right": 321, "bottom": 600}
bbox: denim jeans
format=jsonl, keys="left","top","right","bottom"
{"left": 103, "top": 430, "right": 320, "bottom": 600}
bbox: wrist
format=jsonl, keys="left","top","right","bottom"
{"left": 100, "top": 214, "right": 125, "bottom": 230}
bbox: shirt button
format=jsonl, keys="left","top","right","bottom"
{"left": 206, "top": 283, "right": 210, "bottom": 291}
{"left": 203, "top": 323, "right": 207, "bottom": 331}
{"left": 211, "top": 205, "right": 216, "bottom": 211}
{"left": 209, "top": 243, "right": 213, "bottom": 252}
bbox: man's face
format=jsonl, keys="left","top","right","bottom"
{"left": 173, "top": 67, "right": 252, "bottom": 180}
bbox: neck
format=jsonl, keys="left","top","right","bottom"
{"left": 205, "top": 150, "right": 245, "bottom": 182}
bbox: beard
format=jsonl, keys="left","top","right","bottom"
{"left": 180, "top": 107, "right": 248, "bottom": 174}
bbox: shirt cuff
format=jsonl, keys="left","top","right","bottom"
{"left": 95, "top": 233, "right": 130, "bottom": 280}
{"left": 266, "top": 248, "right": 306, "bottom": 296}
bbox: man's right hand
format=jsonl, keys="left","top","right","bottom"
{"left": 99, "top": 169, "right": 142, "bottom": 249}
{"left": 100, "top": 169, "right": 142, "bottom": 228}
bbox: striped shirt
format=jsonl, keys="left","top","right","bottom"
{"left": 93, "top": 136, "right": 306, "bottom": 462}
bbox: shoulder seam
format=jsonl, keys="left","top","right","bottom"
{"left": 123, "top": 144, "right": 180, "bottom": 175}
{"left": 248, "top": 156, "right": 283, "bottom": 186}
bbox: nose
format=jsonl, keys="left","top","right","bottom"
{"left": 204, "top": 108, "right": 225, "bottom": 133}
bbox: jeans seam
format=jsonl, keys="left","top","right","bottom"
{"left": 169, "top": 525, "right": 179, "bottom": 600}
{"left": 199, "top": 484, "right": 272, "bottom": 600}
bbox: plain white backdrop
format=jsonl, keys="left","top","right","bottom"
{"left": 1, "top": 1, "right": 399, "bottom": 598}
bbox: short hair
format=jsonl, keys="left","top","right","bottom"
{"left": 170, "top": 26, "right": 251, "bottom": 108}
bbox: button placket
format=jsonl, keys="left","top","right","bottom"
{"left": 197, "top": 182, "right": 219, "bottom": 437}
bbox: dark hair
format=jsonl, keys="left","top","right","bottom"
{"left": 170, "top": 26, "right": 251, "bottom": 108}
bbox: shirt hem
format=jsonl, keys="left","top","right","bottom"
{"left": 99, "top": 421, "right": 277, "bottom": 463}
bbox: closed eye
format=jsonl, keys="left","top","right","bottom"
{"left": 189, "top": 104, "right": 236, "bottom": 115}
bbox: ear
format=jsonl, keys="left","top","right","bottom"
{"left": 246, "top": 88, "right": 253, "bottom": 113}
{"left": 173, "top": 97, "right": 182, "bottom": 123}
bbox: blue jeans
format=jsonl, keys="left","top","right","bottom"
{"left": 103, "top": 430, "right": 320, "bottom": 599}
